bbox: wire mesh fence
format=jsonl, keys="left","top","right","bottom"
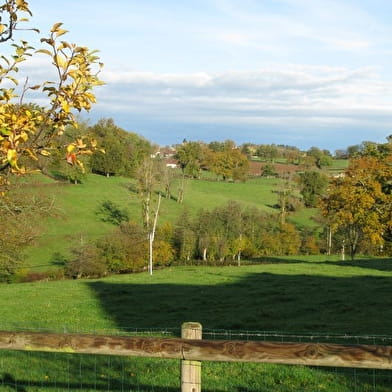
{"left": 0, "top": 326, "right": 392, "bottom": 392}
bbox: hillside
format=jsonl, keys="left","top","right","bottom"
{"left": 19, "top": 173, "right": 319, "bottom": 270}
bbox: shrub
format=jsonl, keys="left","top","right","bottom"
{"left": 96, "top": 200, "right": 129, "bottom": 225}
{"left": 65, "top": 244, "right": 107, "bottom": 279}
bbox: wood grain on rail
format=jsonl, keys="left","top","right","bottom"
{"left": 0, "top": 331, "right": 391, "bottom": 369}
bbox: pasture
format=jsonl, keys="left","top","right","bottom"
{"left": 1, "top": 259, "right": 392, "bottom": 390}
{"left": 20, "top": 173, "right": 318, "bottom": 270}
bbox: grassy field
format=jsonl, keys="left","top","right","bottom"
{"left": 1, "top": 259, "right": 392, "bottom": 390}
{"left": 328, "top": 158, "right": 349, "bottom": 173}
{"left": 20, "top": 173, "right": 319, "bottom": 269}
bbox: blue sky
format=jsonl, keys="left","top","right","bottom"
{"left": 15, "top": 0, "right": 392, "bottom": 151}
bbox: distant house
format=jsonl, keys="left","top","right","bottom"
{"left": 159, "top": 147, "right": 176, "bottom": 158}
{"left": 150, "top": 146, "right": 179, "bottom": 168}
{"left": 151, "top": 146, "right": 176, "bottom": 159}
{"left": 165, "top": 157, "right": 179, "bottom": 168}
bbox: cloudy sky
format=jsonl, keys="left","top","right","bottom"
{"left": 14, "top": 0, "right": 392, "bottom": 151}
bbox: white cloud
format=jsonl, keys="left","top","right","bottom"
{"left": 95, "top": 65, "right": 392, "bottom": 133}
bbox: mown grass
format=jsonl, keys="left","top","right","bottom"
{"left": 1, "top": 260, "right": 392, "bottom": 390}
{"left": 328, "top": 158, "right": 349, "bottom": 173}
{"left": 21, "top": 173, "right": 319, "bottom": 269}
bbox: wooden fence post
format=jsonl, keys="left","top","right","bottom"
{"left": 181, "top": 322, "right": 202, "bottom": 392}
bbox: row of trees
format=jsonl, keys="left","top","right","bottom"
{"left": 67, "top": 140, "right": 392, "bottom": 279}
{"left": 65, "top": 201, "right": 320, "bottom": 278}
{"left": 175, "top": 141, "right": 249, "bottom": 181}
{"left": 241, "top": 143, "right": 333, "bottom": 168}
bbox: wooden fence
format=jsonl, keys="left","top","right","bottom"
{"left": 1, "top": 322, "right": 392, "bottom": 391}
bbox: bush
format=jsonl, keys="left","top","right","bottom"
{"left": 96, "top": 200, "right": 129, "bottom": 225}
{"left": 10, "top": 269, "right": 65, "bottom": 283}
{"left": 65, "top": 244, "right": 107, "bottom": 279}
{"left": 98, "top": 222, "right": 148, "bottom": 273}
{"left": 261, "top": 164, "right": 277, "bottom": 177}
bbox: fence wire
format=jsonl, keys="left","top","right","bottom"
{"left": 1, "top": 327, "right": 392, "bottom": 392}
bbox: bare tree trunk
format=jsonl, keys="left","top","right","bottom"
{"left": 148, "top": 232, "right": 153, "bottom": 275}
{"left": 148, "top": 193, "right": 162, "bottom": 276}
{"left": 327, "top": 226, "right": 332, "bottom": 256}
{"left": 177, "top": 173, "right": 186, "bottom": 203}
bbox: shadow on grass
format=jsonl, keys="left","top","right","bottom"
{"left": 88, "top": 272, "right": 392, "bottom": 336}
{"left": 324, "top": 258, "right": 392, "bottom": 272}
{"left": 251, "top": 256, "right": 392, "bottom": 272}
{"left": 85, "top": 272, "right": 392, "bottom": 390}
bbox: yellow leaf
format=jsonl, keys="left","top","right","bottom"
{"left": 39, "top": 150, "right": 51, "bottom": 156}
{"left": 35, "top": 49, "right": 52, "bottom": 56}
{"left": 55, "top": 54, "right": 67, "bottom": 69}
{"left": 6, "top": 76, "right": 18, "bottom": 85}
{"left": 20, "top": 131, "right": 28, "bottom": 142}
{"left": 51, "top": 22, "right": 63, "bottom": 33}
{"left": 77, "top": 160, "right": 85, "bottom": 173}
{"left": 7, "top": 149, "right": 17, "bottom": 167}
{"left": 61, "top": 100, "right": 70, "bottom": 112}
{"left": 60, "top": 41, "right": 71, "bottom": 49}
{"left": 55, "top": 29, "right": 68, "bottom": 38}
{"left": 76, "top": 139, "right": 86, "bottom": 149}
{"left": 25, "top": 149, "right": 38, "bottom": 161}
{"left": 67, "top": 144, "right": 75, "bottom": 153}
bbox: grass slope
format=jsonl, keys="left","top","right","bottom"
{"left": 1, "top": 259, "right": 392, "bottom": 390}
{"left": 22, "top": 174, "right": 318, "bottom": 269}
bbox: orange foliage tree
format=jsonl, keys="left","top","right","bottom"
{"left": 320, "top": 155, "right": 392, "bottom": 259}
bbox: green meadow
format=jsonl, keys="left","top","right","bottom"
{"left": 1, "top": 259, "right": 392, "bottom": 390}
{"left": 4, "top": 169, "right": 391, "bottom": 390}
{"left": 21, "top": 173, "right": 318, "bottom": 269}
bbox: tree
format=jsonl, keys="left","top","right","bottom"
{"left": 136, "top": 157, "right": 162, "bottom": 275}
{"left": 298, "top": 171, "right": 328, "bottom": 207}
{"left": 65, "top": 243, "right": 107, "bottom": 279}
{"left": 96, "top": 200, "right": 129, "bottom": 225}
{"left": 306, "top": 147, "right": 332, "bottom": 169}
{"left": 0, "top": 187, "right": 54, "bottom": 280}
{"left": 89, "top": 118, "right": 151, "bottom": 178}
{"left": 97, "top": 221, "right": 148, "bottom": 273}
{"left": 256, "top": 144, "right": 279, "bottom": 162}
{"left": 261, "top": 164, "right": 277, "bottom": 177}
{"left": 175, "top": 141, "right": 202, "bottom": 178}
{"left": 0, "top": 1, "right": 103, "bottom": 192}
{"left": 210, "top": 149, "right": 249, "bottom": 181}
{"left": 275, "top": 173, "right": 299, "bottom": 225}
{"left": 320, "top": 156, "right": 391, "bottom": 259}
{"left": 174, "top": 210, "right": 196, "bottom": 262}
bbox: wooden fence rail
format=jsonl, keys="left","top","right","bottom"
{"left": 1, "top": 329, "right": 392, "bottom": 369}
{"left": 1, "top": 323, "right": 392, "bottom": 391}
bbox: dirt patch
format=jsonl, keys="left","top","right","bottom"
{"left": 249, "top": 161, "right": 302, "bottom": 177}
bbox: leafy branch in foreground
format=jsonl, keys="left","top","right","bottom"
{"left": 0, "top": 0, "right": 104, "bottom": 192}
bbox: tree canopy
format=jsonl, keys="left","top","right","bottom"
{"left": 320, "top": 155, "right": 392, "bottom": 259}
{"left": 0, "top": 0, "right": 103, "bottom": 192}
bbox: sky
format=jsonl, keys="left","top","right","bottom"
{"left": 11, "top": 0, "right": 392, "bottom": 151}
